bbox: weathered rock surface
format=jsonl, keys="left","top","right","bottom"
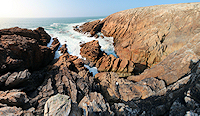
{"left": 80, "top": 40, "right": 103, "bottom": 62}
{"left": 127, "top": 33, "right": 200, "bottom": 85}
{"left": 78, "top": 3, "right": 200, "bottom": 68}
{"left": 4, "top": 69, "right": 31, "bottom": 88}
{"left": 0, "top": 90, "right": 30, "bottom": 109}
{"left": 78, "top": 92, "right": 114, "bottom": 116}
{"left": 0, "top": 27, "right": 51, "bottom": 46}
{"left": 44, "top": 94, "right": 71, "bottom": 116}
{"left": 80, "top": 40, "right": 145, "bottom": 77}
{"left": 75, "top": 20, "right": 104, "bottom": 37}
{"left": 1, "top": 3, "right": 200, "bottom": 116}
{"left": 0, "top": 27, "right": 56, "bottom": 74}
{"left": 111, "top": 103, "right": 139, "bottom": 116}
{"left": 95, "top": 72, "right": 166, "bottom": 102}
{"left": 0, "top": 106, "right": 23, "bottom": 116}
{"left": 96, "top": 54, "right": 143, "bottom": 76}
{"left": 26, "top": 45, "right": 95, "bottom": 115}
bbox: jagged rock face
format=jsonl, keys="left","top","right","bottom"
{"left": 0, "top": 27, "right": 54, "bottom": 74}
{"left": 0, "top": 27, "right": 51, "bottom": 46}
{"left": 27, "top": 48, "right": 95, "bottom": 115}
{"left": 80, "top": 40, "right": 103, "bottom": 62}
{"left": 90, "top": 3, "right": 200, "bottom": 67}
{"left": 80, "top": 40, "right": 146, "bottom": 77}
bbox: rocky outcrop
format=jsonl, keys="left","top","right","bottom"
{"left": 95, "top": 72, "right": 166, "bottom": 102}
{"left": 25, "top": 45, "right": 95, "bottom": 115}
{"left": 0, "top": 27, "right": 56, "bottom": 74}
{"left": 127, "top": 33, "right": 200, "bottom": 85}
{"left": 80, "top": 40, "right": 145, "bottom": 77}
{"left": 75, "top": 3, "right": 200, "bottom": 115}
{"left": 1, "top": 3, "right": 200, "bottom": 115}
{"left": 95, "top": 53, "right": 145, "bottom": 76}
{"left": 0, "top": 27, "right": 51, "bottom": 46}
{"left": 77, "top": 3, "right": 200, "bottom": 68}
{"left": 80, "top": 40, "right": 103, "bottom": 62}
{"left": 0, "top": 90, "right": 30, "bottom": 109}
{"left": 74, "top": 20, "right": 104, "bottom": 37}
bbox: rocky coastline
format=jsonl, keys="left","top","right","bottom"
{"left": 0, "top": 2, "right": 200, "bottom": 116}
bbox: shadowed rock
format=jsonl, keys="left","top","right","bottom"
{"left": 0, "top": 27, "right": 56, "bottom": 74}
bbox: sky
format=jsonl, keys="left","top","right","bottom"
{"left": 0, "top": 0, "right": 199, "bottom": 18}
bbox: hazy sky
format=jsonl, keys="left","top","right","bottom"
{"left": 0, "top": 0, "right": 199, "bottom": 18}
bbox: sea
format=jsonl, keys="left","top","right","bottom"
{"left": 0, "top": 17, "right": 116, "bottom": 76}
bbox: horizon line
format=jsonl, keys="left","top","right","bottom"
{"left": 0, "top": 15, "right": 107, "bottom": 19}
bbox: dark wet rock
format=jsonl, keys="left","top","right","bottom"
{"left": 169, "top": 98, "right": 187, "bottom": 116}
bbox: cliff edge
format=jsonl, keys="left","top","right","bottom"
{"left": 77, "top": 2, "right": 200, "bottom": 67}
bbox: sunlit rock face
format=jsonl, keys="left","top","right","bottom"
{"left": 85, "top": 3, "right": 200, "bottom": 67}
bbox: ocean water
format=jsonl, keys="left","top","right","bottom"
{"left": 0, "top": 17, "right": 116, "bottom": 76}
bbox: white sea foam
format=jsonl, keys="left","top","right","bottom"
{"left": 84, "top": 65, "right": 98, "bottom": 76}
{"left": 45, "top": 19, "right": 117, "bottom": 76}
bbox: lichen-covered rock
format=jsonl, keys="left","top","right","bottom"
{"left": 44, "top": 94, "right": 71, "bottom": 116}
